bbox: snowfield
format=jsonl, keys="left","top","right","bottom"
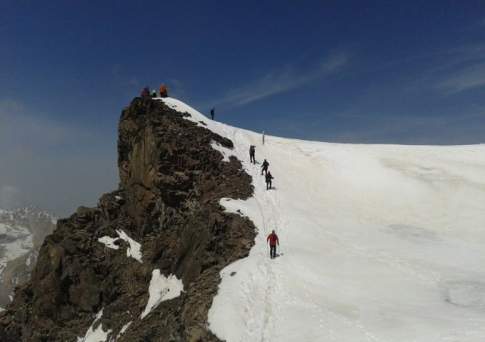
{"left": 161, "top": 97, "right": 485, "bottom": 342}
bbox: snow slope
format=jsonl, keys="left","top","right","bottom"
{"left": 161, "top": 97, "right": 485, "bottom": 342}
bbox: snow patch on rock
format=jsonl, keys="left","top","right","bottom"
{"left": 97, "top": 236, "right": 120, "bottom": 250}
{"left": 211, "top": 141, "right": 232, "bottom": 162}
{"left": 117, "top": 321, "right": 132, "bottom": 339}
{"left": 159, "top": 97, "right": 208, "bottom": 126}
{"left": 141, "top": 269, "right": 184, "bottom": 319}
{"left": 97, "top": 230, "right": 142, "bottom": 262}
{"left": 77, "top": 309, "right": 112, "bottom": 342}
{"left": 116, "top": 229, "right": 142, "bottom": 263}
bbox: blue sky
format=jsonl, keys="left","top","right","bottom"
{"left": 1, "top": 0, "right": 484, "bottom": 214}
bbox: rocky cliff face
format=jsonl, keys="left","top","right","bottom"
{"left": 0, "top": 97, "right": 256, "bottom": 341}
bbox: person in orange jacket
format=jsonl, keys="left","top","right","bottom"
{"left": 266, "top": 230, "right": 279, "bottom": 259}
{"left": 159, "top": 84, "right": 168, "bottom": 97}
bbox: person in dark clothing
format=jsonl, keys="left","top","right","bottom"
{"left": 261, "top": 159, "right": 269, "bottom": 175}
{"left": 249, "top": 145, "right": 256, "bottom": 164}
{"left": 267, "top": 230, "right": 279, "bottom": 259}
{"left": 141, "top": 87, "right": 150, "bottom": 98}
{"left": 210, "top": 108, "right": 215, "bottom": 120}
{"left": 265, "top": 171, "right": 273, "bottom": 190}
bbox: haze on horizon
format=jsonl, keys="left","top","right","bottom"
{"left": 1, "top": 0, "right": 484, "bottom": 216}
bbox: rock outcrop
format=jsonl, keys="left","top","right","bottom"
{"left": 0, "top": 97, "right": 256, "bottom": 341}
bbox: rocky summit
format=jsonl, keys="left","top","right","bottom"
{"left": 0, "top": 97, "right": 256, "bottom": 341}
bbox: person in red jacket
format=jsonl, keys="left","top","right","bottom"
{"left": 266, "top": 230, "right": 279, "bottom": 259}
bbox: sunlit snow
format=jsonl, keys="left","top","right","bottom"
{"left": 140, "top": 269, "right": 184, "bottom": 319}
{"left": 97, "top": 229, "right": 142, "bottom": 262}
{"left": 117, "top": 321, "right": 132, "bottom": 339}
{"left": 97, "top": 236, "right": 120, "bottom": 250}
{"left": 162, "top": 97, "right": 485, "bottom": 342}
{"left": 77, "top": 309, "right": 112, "bottom": 342}
{"left": 211, "top": 141, "right": 233, "bottom": 162}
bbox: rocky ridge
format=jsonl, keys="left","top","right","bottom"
{"left": 0, "top": 97, "right": 256, "bottom": 341}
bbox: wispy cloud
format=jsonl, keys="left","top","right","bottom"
{"left": 0, "top": 100, "right": 70, "bottom": 148}
{"left": 0, "top": 99, "right": 117, "bottom": 216}
{"left": 436, "top": 62, "right": 485, "bottom": 94}
{"left": 214, "top": 51, "right": 350, "bottom": 107}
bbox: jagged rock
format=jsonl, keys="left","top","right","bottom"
{"left": 0, "top": 97, "right": 256, "bottom": 341}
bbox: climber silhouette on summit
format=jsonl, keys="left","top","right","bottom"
{"left": 210, "top": 108, "right": 215, "bottom": 120}
{"left": 267, "top": 230, "right": 279, "bottom": 259}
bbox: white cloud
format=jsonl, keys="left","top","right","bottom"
{"left": 214, "top": 51, "right": 350, "bottom": 107}
{"left": 437, "top": 62, "right": 485, "bottom": 94}
{"left": 0, "top": 100, "right": 70, "bottom": 148}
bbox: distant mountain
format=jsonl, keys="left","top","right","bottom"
{"left": 0, "top": 208, "right": 56, "bottom": 310}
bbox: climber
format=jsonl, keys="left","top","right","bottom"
{"left": 265, "top": 171, "right": 273, "bottom": 190}
{"left": 141, "top": 87, "right": 150, "bottom": 98}
{"left": 267, "top": 230, "right": 279, "bottom": 259}
{"left": 159, "top": 84, "right": 168, "bottom": 98}
{"left": 151, "top": 89, "right": 157, "bottom": 98}
{"left": 249, "top": 145, "right": 256, "bottom": 164}
{"left": 261, "top": 159, "right": 269, "bottom": 175}
{"left": 210, "top": 108, "right": 215, "bottom": 120}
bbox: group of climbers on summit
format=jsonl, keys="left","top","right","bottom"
{"left": 140, "top": 84, "right": 169, "bottom": 98}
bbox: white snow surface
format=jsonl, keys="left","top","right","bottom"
{"left": 117, "top": 321, "right": 132, "bottom": 339}
{"left": 160, "top": 97, "right": 485, "bottom": 341}
{"left": 140, "top": 269, "right": 184, "bottom": 319}
{"left": 116, "top": 229, "right": 142, "bottom": 262}
{"left": 97, "top": 236, "right": 120, "bottom": 250}
{"left": 211, "top": 141, "right": 233, "bottom": 162}
{"left": 77, "top": 309, "right": 112, "bottom": 342}
{"left": 97, "top": 230, "right": 142, "bottom": 262}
